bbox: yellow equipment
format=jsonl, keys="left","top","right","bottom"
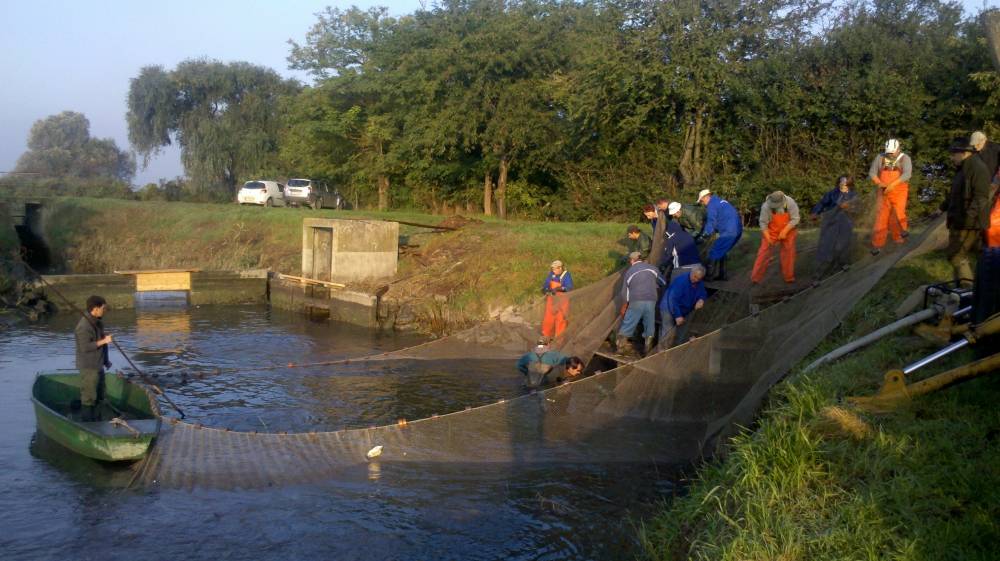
{"left": 848, "top": 312, "right": 1000, "bottom": 413}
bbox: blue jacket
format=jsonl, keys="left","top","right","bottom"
{"left": 702, "top": 196, "right": 743, "bottom": 237}
{"left": 620, "top": 262, "right": 665, "bottom": 303}
{"left": 517, "top": 349, "right": 569, "bottom": 376}
{"left": 541, "top": 270, "right": 574, "bottom": 294}
{"left": 664, "top": 220, "right": 701, "bottom": 267}
{"left": 660, "top": 271, "right": 708, "bottom": 319}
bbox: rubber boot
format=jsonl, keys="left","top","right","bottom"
{"left": 717, "top": 257, "right": 729, "bottom": 281}
{"left": 615, "top": 335, "right": 636, "bottom": 358}
{"left": 643, "top": 336, "right": 656, "bottom": 356}
{"left": 706, "top": 259, "right": 719, "bottom": 281}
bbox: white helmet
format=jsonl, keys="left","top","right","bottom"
{"left": 884, "top": 138, "right": 900, "bottom": 153}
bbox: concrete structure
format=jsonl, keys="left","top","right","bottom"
{"left": 39, "top": 270, "right": 268, "bottom": 310}
{"left": 302, "top": 218, "right": 398, "bottom": 283}
{"left": 269, "top": 274, "right": 383, "bottom": 328}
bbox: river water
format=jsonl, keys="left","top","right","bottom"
{"left": 0, "top": 305, "right": 680, "bottom": 560}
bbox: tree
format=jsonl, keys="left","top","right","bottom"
{"left": 14, "top": 111, "right": 135, "bottom": 182}
{"left": 127, "top": 60, "right": 299, "bottom": 199}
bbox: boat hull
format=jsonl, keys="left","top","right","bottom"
{"left": 31, "top": 372, "right": 161, "bottom": 462}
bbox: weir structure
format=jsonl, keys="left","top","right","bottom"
{"left": 130, "top": 219, "right": 947, "bottom": 490}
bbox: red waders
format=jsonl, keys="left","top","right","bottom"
{"left": 541, "top": 278, "right": 569, "bottom": 339}
{"left": 751, "top": 210, "right": 797, "bottom": 283}
{"left": 872, "top": 164, "right": 909, "bottom": 248}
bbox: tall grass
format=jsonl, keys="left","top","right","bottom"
{"left": 641, "top": 253, "right": 1000, "bottom": 561}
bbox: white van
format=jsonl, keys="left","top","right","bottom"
{"left": 237, "top": 180, "right": 286, "bottom": 207}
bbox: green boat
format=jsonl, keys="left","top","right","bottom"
{"left": 31, "top": 371, "right": 162, "bottom": 462}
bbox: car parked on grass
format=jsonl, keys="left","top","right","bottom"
{"left": 237, "top": 180, "right": 286, "bottom": 207}
{"left": 285, "top": 178, "right": 345, "bottom": 210}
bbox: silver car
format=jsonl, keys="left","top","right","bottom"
{"left": 285, "top": 178, "right": 343, "bottom": 210}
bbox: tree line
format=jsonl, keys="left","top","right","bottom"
{"left": 10, "top": 0, "right": 999, "bottom": 221}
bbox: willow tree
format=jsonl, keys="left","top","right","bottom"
{"left": 15, "top": 111, "right": 135, "bottom": 182}
{"left": 126, "top": 60, "right": 298, "bottom": 198}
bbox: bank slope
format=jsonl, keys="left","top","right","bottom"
{"left": 641, "top": 252, "right": 1000, "bottom": 561}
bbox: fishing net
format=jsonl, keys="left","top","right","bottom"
{"left": 135, "top": 218, "right": 946, "bottom": 489}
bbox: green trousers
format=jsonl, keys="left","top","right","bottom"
{"left": 79, "top": 368, "right": 105, "bottom": 407}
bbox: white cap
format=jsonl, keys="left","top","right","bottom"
{"left": 884, "top": 138, "right": 900, "bottom": 153}
{"left": 971, "top": 131, "right": 987, "bottom": 146}
{"left": 667, "top": 202, "right": 682, "bottom": 215}
{"left": 697, "top": 189, "right": 712, "bottom": 201}
{"left": 550, "top": 260, "right": 563, "bottom": 269}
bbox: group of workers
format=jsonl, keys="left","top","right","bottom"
{"left": 523, "top": 132, "right": 1000, "bottom": 388}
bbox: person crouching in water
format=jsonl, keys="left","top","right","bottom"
{"left": 750, "top": 191, "right": 801, "bottom": 285}
{"left": 616, "top": 251, "right": 666, "bottom": 357}
{"left": 541, "top": 260, "right": 573, "bottom": 342}
{"left": 517, "top": 340, "right": 584, "bottom": 388}
{"left": 658, "top": 264, "right": 707, "bottom": 350}
{"left": 812, "top": 175, "right": 859, "bottom": 279}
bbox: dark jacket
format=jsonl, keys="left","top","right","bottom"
{"left": 811, "top": 188, "right": 859, "bottom": 217}
{"left": 942, "top": 155, "right": 993, "bottom": 230}
{"left": 975, "top": 141, "right": 1000, "bottom": 180}
{"left": 75, "top": 313, "right": 110, "bottom": 371}
{"left": 622, "top": 232, "right": 653, "bottom": 262}
{"left": 664, "top": 220, "right": 701, "bottom": 267}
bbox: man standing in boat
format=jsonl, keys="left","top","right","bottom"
{"left": 75, "top": 295, "right": 113, "bottom": 422}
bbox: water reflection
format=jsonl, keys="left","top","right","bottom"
{"left": 1, "top": 305, "right": 680, "bottom": 560}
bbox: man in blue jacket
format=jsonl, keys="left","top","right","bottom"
{"left": 697, "top": 189, "right": 743, "bottom": 280}
{"left": 658, "top": 264, "right": 708, "bottom": 350}
{"left": 516, "top": 339, "right": 584, "bottom": 389}
{"left": 664, "top": 202, "right": 702, "bottom": 280}
{"left": 617, "top": 252, "right": 666, "bottom": 357}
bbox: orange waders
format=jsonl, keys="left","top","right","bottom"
{"left": 987, "top": 194, "right": 1000, "bottom": 248}
{"left": 872, "top": 165, "right": 909, "bottom": 248}
{"left": 751, "top": 211, "right": 797, "bottom": 283}
{"left": 541, "top": 278, "right": 569, "bottom": 339}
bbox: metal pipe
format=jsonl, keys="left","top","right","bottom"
{"left": 804, "top": 307, "right": 939, "bottom": 372}
{"left": 903, "top": 339, "right": 969, "bottom": 374}
{"left": 952, "top": 305, "right": 973, "bottom": 317}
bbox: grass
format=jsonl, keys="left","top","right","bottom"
{"left": 640, "top": 251, "right": 1000, "bottom": 561}
{"left": 35, "top": 197, "right": 643, "bottom": 329}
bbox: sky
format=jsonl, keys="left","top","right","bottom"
{"left": 0, "top": 0, "right": 423, "bottom": 185}
{"left": 0, "top": 0, "right": 995, "bottom": 186}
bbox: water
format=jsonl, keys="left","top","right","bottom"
{"left": 0, "top": 305, "right": 681, "bottom": 560}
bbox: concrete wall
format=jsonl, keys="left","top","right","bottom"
{"left": 301, "top": 218, "right": 398, "bottom": 283}
{"left": 269, "top": 275, "right": 379, "bottom": 328}
{"left": 39, "top": 270, "right": 268, "bottom": 310}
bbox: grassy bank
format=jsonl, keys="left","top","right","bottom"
{"left": 42, "top": 198, "right": 761, "bottom": 330}
{"left": 641, "top": 251, "right": 1000, "bottom": 560}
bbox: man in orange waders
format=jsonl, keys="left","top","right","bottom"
{"left": 868, "top": 138, "right": 912, "bottom": 255}
{"left": 541, "top": 260, "right": 574, "bottom": 341}
{"left": 751, "top": 191, "right": 800, "bottom": 284}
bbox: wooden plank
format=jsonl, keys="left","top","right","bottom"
{"left": 135, "top": 271, "right": 191, "bottom": 292}
{"left": 592, "top": 350, "right": 637, "bottom": 364}
{"left": 115, "top": 268, "right": 201, "bottom": 274}
{"left": 277, "top": 273, "right": 346, "bottom": 289}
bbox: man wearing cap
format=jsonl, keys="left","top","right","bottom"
{"left": 658, "top": 264, "right": 707, "bottom": 350}
{"left": 664, "top": 201, "right": 702, "bottom": 280}
{"left": 516, "top": 340, "right": 582, "bottom": 389}
{"left": 868, "top": 138, "right": 912, "bottom": 254}
{"left": 621, "top": 224, "right": 652, "bottom": 264}
{"left": 971, "top": 131, "right": 1000, "bottom": 185}
{"left": 616, "top": 251, "right": 666, "bottom": 357}
{"left": 751, "top": 191, "right": 800, "bottom": 284}
{"left": 942, "top": 137, "right": 993, "bottom": 286}
{"left": 697, "top": 189, "right": 743, "bottom": 280}
{"left": 541, "top": 260, "right": 574, "bottom": 341}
